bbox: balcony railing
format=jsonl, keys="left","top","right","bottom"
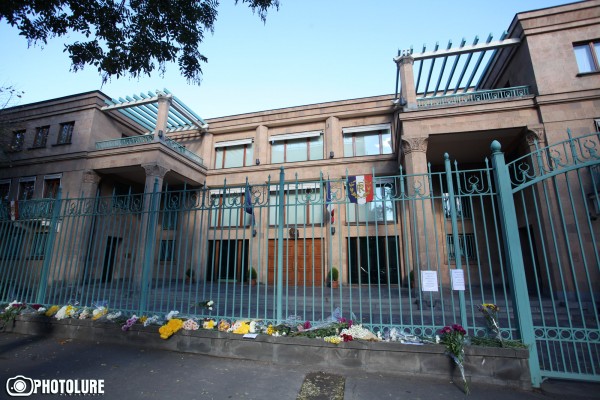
{"left": 417, "top": 86, "right": 530, "bottom": 108}
{"left": 163, "top": 136, "right": 204, "bottom": 165}
{"left": 95, "top": 134, "right": 204, "bottom": 166}
{"left": 95, "top": 135, "right": 153, "bottom": 150}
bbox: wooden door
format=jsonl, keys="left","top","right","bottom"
{"left": 267, "top": 238, "right": 322, "bottom": 286}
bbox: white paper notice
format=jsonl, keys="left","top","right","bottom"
{"left": 451, "top": 269, "right": 465, "bottom": 291}
{"left": 421, "top": 271, "right": 438, "bottom": 292}
{"left": 243, "top": 333, "right": 258, "bottom": 339}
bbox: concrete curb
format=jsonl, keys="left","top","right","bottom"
{"left": 5, "top": 315, "right": 531, "bottom": 390}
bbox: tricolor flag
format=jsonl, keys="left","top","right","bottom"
{"left": 326, "top": 181, "right": 335, "bottom": 223}
{"left": 347, "top": 175, "right": 374, "bottom": 204}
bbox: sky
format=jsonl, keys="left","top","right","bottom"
{"left": 0, "top": 0, "right": 574, "bottom": 120}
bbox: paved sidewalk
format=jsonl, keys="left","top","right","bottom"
{"left": 0, "top": 332, "right": 598, "bottom": 400}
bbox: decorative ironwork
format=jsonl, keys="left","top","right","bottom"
{"left": 417, "top": 86, "right": 530, "bottom": 108}
{"left": 95, "top": 134, "right": 153, "bottom": 150}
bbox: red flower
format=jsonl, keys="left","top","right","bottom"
{"left": 341, "top": 333, "right": 353, "bottom": 342}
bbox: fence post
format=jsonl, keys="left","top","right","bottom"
{"left": 276, "top": 167, "right": 285, "bottom": 323}
{"left": 139, "top": 178, "right": 160, "bottom": 313}
{"left": 444, "top": 154, "right": 468, "bottom": 329}
{"left": 36, "top": 188, "right": 63, "bottom": 304}
{"left": 490, "top": 140, "right": 542, "bottom": 388}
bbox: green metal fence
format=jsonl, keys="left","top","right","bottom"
{"left": 0, "top": 132, "right": 598, "bottom": 385}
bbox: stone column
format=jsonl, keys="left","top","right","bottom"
{"left": 401, "top": 136, "right": 440, "bottom": 290}
{"left": 137, "top": 163, "right": 169, "bottom": 294}
{"left": 58, "top": 170, "right": 101, "bottom": 288}
{"left": 325, "top": 116, "right": 340, "bottom": 160}
{"left": 397, "top": 53, "right": 417, "bottom": 110}
{"left": 256, "top": 125, "right": 268, "bottom": 165}
{"left": 155, "top": 94, "right": 171, "bottom": 140}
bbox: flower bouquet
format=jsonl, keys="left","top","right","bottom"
{"left": 478, "top": 303, "right": 501, "bottom": 341}
{"left": 440, "top": 324, "right": 469, "bottom": 395}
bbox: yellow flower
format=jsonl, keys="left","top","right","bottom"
{"left": 267, "top": 324, "right": 275, "bottom": 335}
{"left": 324, "top": 336, "right": 342, "bottom": 344}
{"left": 159, "top": 318, "right": 184, "bottom": 339}
{"left": 139, "top": 316, "right": 147, "bottom": 324}
{"left": 45, "top": 305, "right": 59, "bottom": 317}
{"left": 203, "top": 319, "right": 215, "bottom": 329}
{"left": 232, "top": 321, "right": 250, "bottom": 334}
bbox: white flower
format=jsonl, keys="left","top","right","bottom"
{"left": 207, "top": 301, "right": 214, "bottom": 307}
{"left": 144, "top": 315, "right": 159, "bottom": 327}
{"left": 166, "top": 310, "right": 179, "bottom": 320}
{"left": 37, "top": 307, "right": 46, "bottom": 314}
{"left": 435, "top": 335, "right": 441, "bottom": 344}
{"left": 249, "top": 321, "right": 257, "bottom": 333}
{"left": 55, "top": 306, "right": 69, "bottom": 320}
{"left": 6, "top": 300, "right": 19, "bottom": 311}
{"left": 106, "top": 311, "right": 122, "bottom": 321}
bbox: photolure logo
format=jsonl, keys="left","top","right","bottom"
{"left": 5, "top": 375, "right": 104, "bottom": 397}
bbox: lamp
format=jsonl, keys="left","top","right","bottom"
{"left": 329, "top": 151, "right": 334, "bottom": 159}
{"left": 331, "top": 227, "right": 336, "bottom": 235}
{"left": 252, "top": 229, "right": 257, "bottom": 237}
{"left": 256, "top": 159, "right": 260, "bottom": 165}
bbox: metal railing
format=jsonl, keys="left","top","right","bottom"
{"left": 417, "top": 86, "right": 530, "bottom": 108}
{"left": 163, "top": 136, "right": 204, "bottom": 165}
{"left": 1, "top": 133, "right": 598, "bottom": 384}
{"left": 95, "top": 134, "right": 153, "bottom": 150}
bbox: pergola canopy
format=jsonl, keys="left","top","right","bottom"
{"left": 101, "top": 89, "right": 208, "bottom": 134}
{"left": 395, "top": 33, "right": 520, "bottom": 98}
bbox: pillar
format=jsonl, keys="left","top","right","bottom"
{"left": 401, "top": 136, "right": 440, "bottom": 286}
{"left": 397, "top": 53, "right": 417, "bottom": 110}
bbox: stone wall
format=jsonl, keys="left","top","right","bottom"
{"left": 5, "top": 315, "right": 531, "bottom": 390}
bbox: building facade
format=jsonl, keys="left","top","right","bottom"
{"left": 0, "top": 0, "right": 599, "bottom": 384}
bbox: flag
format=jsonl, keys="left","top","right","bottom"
{"left": 347, "top": 175, "right": 374, "bottom": 204}
{"left": 244, "top": 184, "right": 255, "bottom": 226}
{"left": 326, "top": 181, "right": 335, "bottom": 223}
{"left": 10, "top": 200, "right": 18, "bottom": 221}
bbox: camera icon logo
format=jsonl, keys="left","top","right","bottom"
{"left": 6, "top": 375, "right": 34, "bottom": 397}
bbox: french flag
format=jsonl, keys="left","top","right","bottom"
{"left": 326, "top": 181, "right": 335, "bottom": 223}
{"left": 347, "top": 175, "right": 374, "bottom": 204}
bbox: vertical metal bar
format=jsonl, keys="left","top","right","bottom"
{"left": 139, "top": 178, "right": 160, "bottom": 313}
{"left": 490, "top": 140, "right": 542, "bottom": 388}
{"left": 444, "top": 154, "right": 467, "bottom": 329}
{"left": 277, "top": 167, "right": 285, "bottom": 323}
{"left": 36, "top": 188, "right": 62, "bottom": 304}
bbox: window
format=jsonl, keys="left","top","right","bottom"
{"left": 447, "top": 234, "right": 476, "bottom": 261}
{"left": 57, "top": 122, "right": 74, "bottom": 144}
{"left": 343, "top": 124, "right": 392, "bottom": 157}
{"left": 214, "top": 139, "right": 254, "bottom": 169}
{"left": 11, "top": 130, "right": 25, "bottom": 151}
{"left": 574, "top": 40, "right": 600, "bottom": 73}
{"left": 32, "top": 126, "right": 49, "bottom": 148}
{"left": 209, "top": 189, "right": 254, "bottom": 228}
{"left": 270, "top": 131, "right": 323, "bottom": 163}
{"left": 442, "top": 193, "right": 472, "bottom": 219}
{"left": 30, "top": 232, "right": 48, "bottom": 258}
{"left": 159, "top": 240, "right": 176, "bottom": 261}
{"left": 595, "top": 119, "right": 600, "bottom": 132}
{"left": 347, "top": 180, "right": 395, "bottom": 223}
{"left": 43, "top": 175, "right": 61, "bottom": 199}
{"left": 18, "top": 178, "right": 35, "bottom": 200}
{"left": 269, "top": 184, "right": 323, "bottom": 226}
{"left": 0, "top": 180, "right": 10, "bottom": 202}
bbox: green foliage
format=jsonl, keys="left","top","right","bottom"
{"left": 471, "top": 336, "right": 527, "bottom": 349}
{"left": 0, "top": 0, "right": 279, "bottom": 85}
{"left": 328, "top": 267, "right": 339, "bottom": 281}
{"left": 250, "top": 267, "right": 257, "bottom": 279}
{"left": 290, "top": 322, "right": 350, "bottom": 339}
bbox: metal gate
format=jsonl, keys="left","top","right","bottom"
{"left": 493, "top": 131, "right": 600, "bottom": 383}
